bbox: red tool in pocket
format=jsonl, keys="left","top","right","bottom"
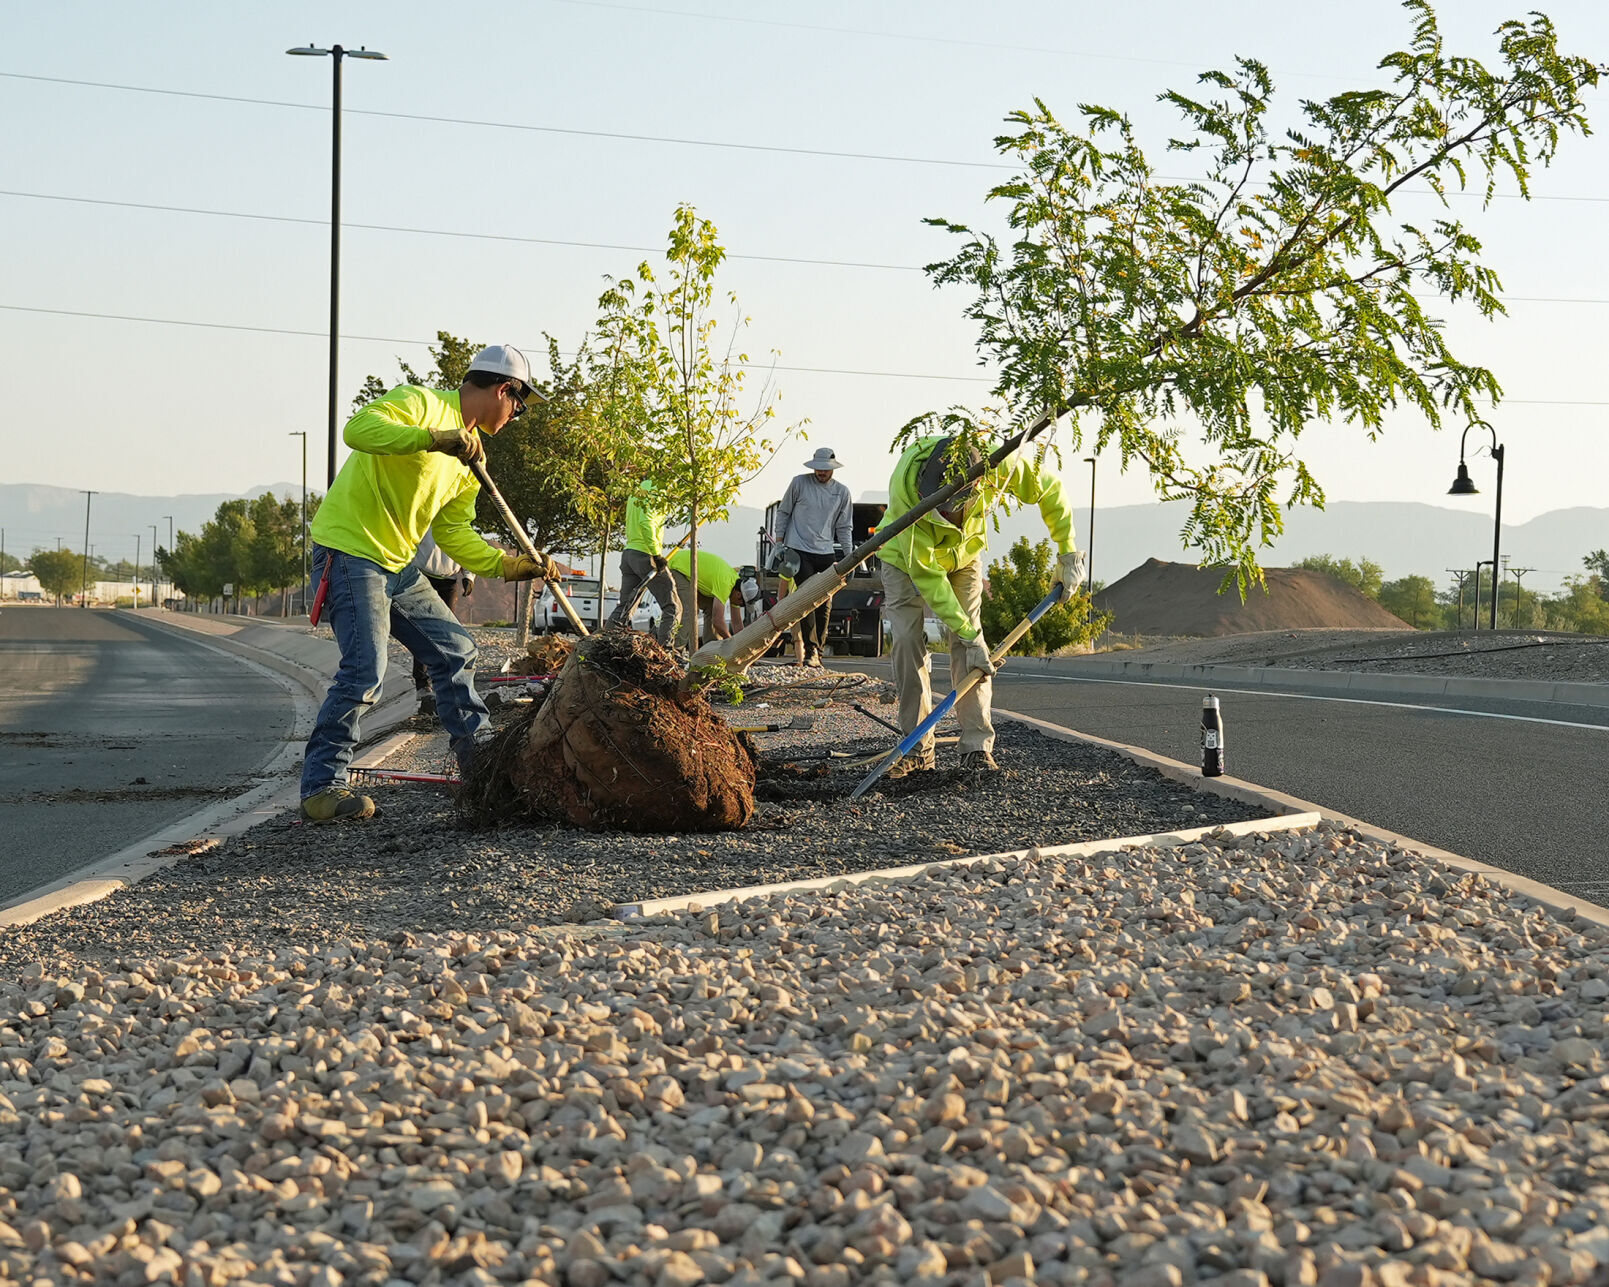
{"left": 308, "top": 559, "right": 333, "bottom": 626}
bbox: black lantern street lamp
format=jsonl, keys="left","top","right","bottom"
{"left": 286, "top": 42, "right": 388, "bottom": 487}
{"left": 1447, "top": 425, "right": 1505, "bottom": 631}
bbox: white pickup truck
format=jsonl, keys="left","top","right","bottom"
{"left": 534, "top": 578, "right": 660, "bottom": 634}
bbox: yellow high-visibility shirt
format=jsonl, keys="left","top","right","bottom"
{"left": 668, "top": 548, "right": 739, "bottom": 602}
{"left": 308, "top": 385, "right": 507, "bottom": 578}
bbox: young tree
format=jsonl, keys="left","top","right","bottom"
{"left": 1379, "top": 573, "right": 1438, "bottom": 627}
{"left": 1296, "top": 554, "right": 1384, "bottom": 600}
{"left": 247, "top": 494, "right": 306, "bottom": 615}
{"left": 28, "top": 548, "right": 82, "bottom": 604}
{"left": 981, "top": 537, "right": 1112, "bottom": 656}
{"left": 599, "top": 205, "right": 802, "bottom": 648}
{"left": 1584, "top": 550, "right": 1609, "bottom": 601}
{"left": 915, "top": 3, "right": 1596, "bottom": 592}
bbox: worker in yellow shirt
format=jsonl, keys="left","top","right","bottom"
{"left": 300, "top": 345, "right": 555, "bottom": 822}
{"left": 668, "top": 548, "right": 760, "bottom": 644}
{"left": 608, "top": 479, "right": 679, "bottom": 645}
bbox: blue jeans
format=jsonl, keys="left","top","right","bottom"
{"left": 301, "top": 545, "right": 488, "bottom": 798}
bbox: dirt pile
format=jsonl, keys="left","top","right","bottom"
{"left": 1095, "top": 558, "right": 1410, "bottom": 637}
{"left": 463, "top": 629, "right": 756, "bottom": 831}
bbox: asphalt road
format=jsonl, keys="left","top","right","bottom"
{"left": 0, "top": 607, "right": 294, "bottom": 905}
{"left": 874, "top": 658, "right": 1608, "bottom": 895}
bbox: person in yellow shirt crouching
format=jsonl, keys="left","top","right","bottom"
{"left": 299, "top": 345, "right": 556, "bottom": 822}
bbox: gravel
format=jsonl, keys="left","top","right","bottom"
{"left": 0, "top": 708, "right": 1264, "bottom": 971}
{"left": 4, "top": 825, "right": 1609, "bottom": 1286}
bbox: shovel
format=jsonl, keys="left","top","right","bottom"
{"left": 469, "top": 457, "right": 590, "bottom": 636}
{"left": 848, "top": 583, "right": 1068, "bottom": 800}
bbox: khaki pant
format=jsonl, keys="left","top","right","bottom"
{"left": 882, "top": 561, "right": 994, "bottom": 755}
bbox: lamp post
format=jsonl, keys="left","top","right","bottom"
{"left": 164, "top": 515, "right": 174, "bottom": 609}
{"left": 133, "top": 534, "right": 141, "bottom": 608}
{"left": 1082, "top": 456, "right": 1096, "bottom": 597}
{"left": 289, "top": 430, "right": 309, "bottom": 612}
{"left": 286, "top": 42, "right": 388, "bottom": 487}
{"left": 80, "top": 490, "right": 96, "bottom": 608}
{"left": 150, "top": 524, "right": 159, "bottom": 608}
{"left": 1447, "top": 425, "right": 1505, "bottom": 632}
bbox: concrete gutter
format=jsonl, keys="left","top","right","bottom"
{"left": 0, "top": 615, "right": 417, "bottom": 929}
{"left": 1000, "top": 653, "right": 1609, "bottom": 710}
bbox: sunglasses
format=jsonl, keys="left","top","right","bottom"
{"left": 505, "top": 383, "right": 528, "bottom": 418}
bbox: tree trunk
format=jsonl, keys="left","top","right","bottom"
{"left": 684, "top": 504, "right": 700, "bottom": 652}
{"left": 515, "top": 580, "right": 532, "bottom": 650}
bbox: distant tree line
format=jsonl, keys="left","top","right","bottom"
{"left": 1297, "top": 552, "right": 1609, "bottom": 633}
{"left": 158, "top": 493, "right": 319, "bottom": 612}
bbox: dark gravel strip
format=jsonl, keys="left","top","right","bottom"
{"left": 0, "top": 723, "right": 1267, "bottom": 971}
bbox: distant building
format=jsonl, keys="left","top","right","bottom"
{"left": 0, "top": 572, "right": 43, "bottom": 600}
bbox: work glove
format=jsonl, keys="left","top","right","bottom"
{"left": 958, "top": 632, "right": 994, "bottom": 679}
{"left": 426, "top": 427, "right": 485, "bottom": 466}
{"left": 651, "top": 554, "right": 669, "bottom": 573}
{"left": 502, "top": 552, "right": 558, "bottom": 582}
{"left": 1056, "top": 550, "right": 1086, "bottom": 595}
{"left": 460, "top": 576, "right": 475, "bottom": 598}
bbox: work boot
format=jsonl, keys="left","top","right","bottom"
{"left": 885, "top": 750, "right": 936, "bottom": 780}
{"left": 961, "top": 750, "right": 1000, "bottom": 773}
{"left": 417, "top": 689, "right": 437, "bottom": 719}
{"left": 299, "top": 786, "right": 375, "bottom": 823}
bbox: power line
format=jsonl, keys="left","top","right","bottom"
{"left": 8, "top": 302, "right": 1609, "bottom": 402}
{"left": 0, "top": 71, "right": 1011, "bottom": 172}
{"left": 0, "top": 304, "right": 991, "bottom": 383}
{"left": 0, "top": 189, "right": 923, "bottom": 272}
{"left": 12, "top": 189, "right": 1609, "bottom": 301}
{"left": 4, "top": 70, "right": 1607, "bottom": 202}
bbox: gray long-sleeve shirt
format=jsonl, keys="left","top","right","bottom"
{"left": 775, "top": 473, "right": 853, "bottom": 556}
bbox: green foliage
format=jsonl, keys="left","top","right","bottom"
{"left": 1584, "top": 550, "right": 1609, "bottom": 600}
{"left": 159, "top": 492, "right": 321, "bottom": 605}
{"left": 980, "top": 537, "right": 1112, "bottom": 656}
{"left": 915, "top": 3, "right": 1597, "bottom": 594}
{"left": 687, "top": 658, "right": 745, "bottom": 704}
{"left": 597, "top": 204, "right": 804, "bottom": 647}
{"left": 0, "top": 551, "right": 21, "bottom": 575}
{"left": 1379, "top": 574, "right": 1439, "bottom": 627}
{"left": 354, "top": 331, "right": 484, "bottom": 412}
{"left": 1539, "top": 577, "right": 1609, "bottom": 634}
{"left": 28, "top": 548, "right": 83, "bottom": 602}
{"left": 1296, "top": 554, "right": 1384, "bottom": 600}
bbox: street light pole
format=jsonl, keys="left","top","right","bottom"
{"left": 289, "top": 431, "right": 309, "bottom": 611}
{"left": 286, "top": 42, "right": 388, "bottom": 487}
{"left": 1447, "top": 425, "right": 1505, "bottom": 631}
{"left": 134, "top": 533, "right": 141, "bottom": 608}
{"left": 150, "top": 524, "right": 159, "bottom": 608}
{"left": 80, "top": 490, "right": 96, "bottom": 608}
{"left": 1082, "top": 456, "right": 1096, "bottom": 597}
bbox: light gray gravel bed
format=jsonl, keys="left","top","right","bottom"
{"left": 4, "top": 826, "right": 1609, "bottom": 1285}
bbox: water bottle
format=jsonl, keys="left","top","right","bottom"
{"left": 1200, "top": 694, "right": 1224, "bottom": 777}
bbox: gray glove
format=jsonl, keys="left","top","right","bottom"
{"left": 1056, "top": 550, "right": 1086, "bottom": 595}
{"left": 958, "top": 633, "right": 994, "bottom": 679}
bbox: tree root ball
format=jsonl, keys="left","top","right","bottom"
{"left": 463, "top": 630, "right": 756, "bottom": 831}
{"left": 511, "top": 633, "right": 575, "bottom": 675}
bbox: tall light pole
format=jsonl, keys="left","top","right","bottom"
{"left": 80, "top": 490, "right": 96, "bottom": 608}
{"left": 149, "top": 523, "right": 159, "bottom": 608}
{"left": 133, "top": 533, "right": 141, "bottom": 607}
{"left": 164, "top": 515, "right": 174, "bottom": 609}
{"left": 1447, "top": 425, "right": 1505, "bottom": 631}
{"left": 1081, "top": 456, "right": 1096, "bottom": 597}
{"left": 286, "top": 42, "right": 388, "bottom": 487}
{"left": 289, "top": 430, "right": 309, "bottom": 611}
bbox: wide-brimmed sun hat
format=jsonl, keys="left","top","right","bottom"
{"left": 804, "top": 447, "right": 844, "bottom": 470}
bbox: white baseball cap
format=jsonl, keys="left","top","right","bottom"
{"left": 468, "top": 344, "right": 540, "bottom": 401}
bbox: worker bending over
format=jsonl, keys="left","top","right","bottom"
{"left": 879, "top": 435, "right": 1080, "bottom": 775}
{"left": 608, "top": 479, "right": 679, "bottom": 645}
{"left": 771, "top": 447, "right": 852, "bottom": 666}
{"left": 668, "top": 548, "right": 759, "bottom": 645}
{"left": 300, "top": 345, "right": 554, "bottom": 822}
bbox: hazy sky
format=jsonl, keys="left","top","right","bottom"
{"left": 5, "top": 2, "right": 1606, "bottom": 554}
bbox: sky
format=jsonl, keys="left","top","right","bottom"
{"left": 4, "top": 0, "right": 1607, "bottom": 569}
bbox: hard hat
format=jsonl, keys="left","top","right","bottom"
{"left": 766, "top": 546, "right": 802, "bottom": 580}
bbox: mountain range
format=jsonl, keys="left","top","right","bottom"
{"left": 3, "top": 482, "right": 1601, "bottom": 595}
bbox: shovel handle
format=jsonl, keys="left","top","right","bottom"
{"left": 469, "top": 457, "right": 589, "bottom": 636}
{"left": 848, "top": 583, "right": 1068, "bottom": 800}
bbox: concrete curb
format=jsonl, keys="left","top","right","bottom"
{"left": 0, "top": 621, "right": 418, "bottom": 931}
{"left": 995, "top": 708, "right": 1609, "bottom": 933}
{"left": 1007, "top": 654, "right": 1609, "bottom": 710}
{"left": 614, "top": 812, "right": 1323, "bottom": 920}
